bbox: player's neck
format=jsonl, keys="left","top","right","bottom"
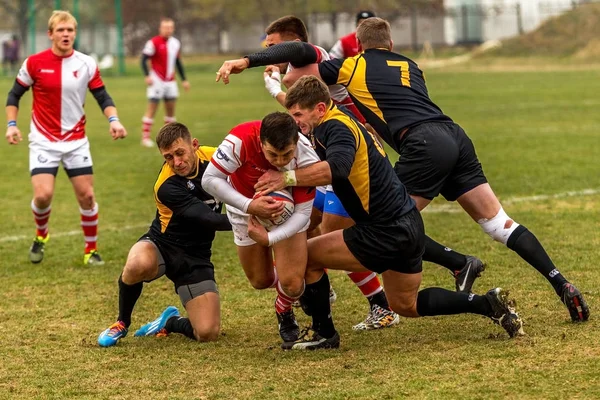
{"left": 51, "top": 46, "right": 74, "bottom": 57}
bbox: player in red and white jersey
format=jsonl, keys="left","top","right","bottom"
{"left": 202, "top": 112, "right": 319, "bottom": 347}
{"left": 140, "top": 18, "right": 190, "bottom": 148}
{"left": 329, "top": 10, "right": 375, "bottom": 60}
{"left": 4, "top": 10, "right": 127, "bottom": 266}
{"left": 259, "top": 15, "right": 400, "bottom": 330}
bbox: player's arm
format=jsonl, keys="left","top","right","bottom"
{"left": 263, "top": 66, "right": 286, "bottom": 107}
{"left": 175, "top": 57, "right": 190, "bottom": 91}
{"left": 5, "top": 59, "right": 32, "bottom": 144}
{"left": 141, "top": 54, "right": 150, "bottom": 77}
{"left": 90, "top": 89, "right": 126, "bottom": 140}
{"left": 157, "top": 183, "right": 232, "bottom": 231}
{"left": 264, "top": 198, "right": 314, "bottom": 246}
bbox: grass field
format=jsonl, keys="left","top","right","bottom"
{"left": 0, "top": 60, "right": 599, "bottom": 399}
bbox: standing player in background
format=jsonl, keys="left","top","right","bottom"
{"left": 98, "top": 123, "right": 231, "bottom": 347}
{"left": 329, "top": 10, "right": 375, "bottom": 60}
{"left": 202, "top": 112, "right": 318, "bottom": 346}
{"left": 4, "top": 10, "right": 127, "bottom": 266}
{"left": 140, "top": 17, "right": 190, "bottom": 148}
{"left": 261, "top": 15, "right": 400, "bottom": 331}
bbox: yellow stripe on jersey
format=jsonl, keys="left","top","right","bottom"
{"left": 341, "top": 56, "right": 387, "bottom": 124}
{"left": 152, "top": 146, "right": 215, "bottom": 233}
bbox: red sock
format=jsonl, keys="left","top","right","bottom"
{"left": 347, "top": 271, "right": 383, "bottom": 298}
{"left": 142, "top": 116, "right": 153, "bottom": 140}
{"left": 275, "top": 281, "right": 302, "bottom": 314}
{"left": 163, "top": 116, "right": 176, "bottom": 125}
{"left": 80, "top": 203, "right": 99, "bottom": 254}
{"left": 31, "top": 200, "right": 51, "bottom": 239}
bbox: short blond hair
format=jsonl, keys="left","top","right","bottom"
{"left": 356, "top": 17, "right": 392, "bottom": 50}
{"left": 48, "top": 10, "right": 77, "bottom": 32}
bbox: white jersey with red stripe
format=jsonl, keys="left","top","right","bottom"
{"left": 210, "top": 120, "right": 318, "bottom": 206}
{"left": 17, "top": 49, "right": 104, "bottom": 143}
{"left": 142, "top": 35, "right": 181, "bottom": 82}
{"left": 287, "top": 44, "right": 348, "bottom": 103}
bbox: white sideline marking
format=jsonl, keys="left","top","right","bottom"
{"left": 0, "top": 188, "right": 598, "bottom": 243}
{"left": 422, "top": 188, "right": 600, "bottom": 214}
{"left": 0, "top": 223, "right": 148, "bottom": 243}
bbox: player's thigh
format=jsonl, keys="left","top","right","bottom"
{"left": 123, "top": 239, "right": 162, "bottom": 282}
{"left": 272, "top": 231, "right": 308, "bottom": 289}
{"left": 147, "top": 79, "right": 166, "bottom": 102}
{"left": 31, "top": 174, "right": 56, "bottom": 205}
{"left": 456, "top": 183, "right": 502, "bottom": 221}
{"left": 236, "top": 243, "right": 274, "bottom": 289}
{"left": 394, "top": 122, "right": 459, "bottom": 200}
{"left": 321, "top": 190, "right": 354, "bottom": 233}
{"left": 307, "top": 230, "right": 368, "bottom": 273}
{"left": 381, "top": 269, "right": 422, "bottom": 317}
{"left": 180, "top": 282, "right": 220, "bottom": 341}
{"left": 163, "top": 99, "right": 177, "bottom": 116}
{"left": 29, "top": 141, "right": 60, "bottom": 202}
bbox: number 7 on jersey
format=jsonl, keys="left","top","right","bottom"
{"left": 386, "top": 60, "right": 411, "bottom": 87}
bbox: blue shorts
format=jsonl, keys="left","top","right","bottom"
{"left": 314, "top": 186, "right": 326, "bottom": 212}
{"left": 323, "top": 190, "right": 350, "bottom": 218}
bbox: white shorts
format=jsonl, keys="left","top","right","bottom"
{"left": 29, "top": 137, "right": 93, "bottom": 177}
{"left": 226, "top": 205, "right": 255, "bottom": 247}
{"left": 147, "top": 73, "right": 179, "bottom": 101}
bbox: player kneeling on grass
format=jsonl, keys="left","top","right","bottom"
{"left": 98, "top": 122, "right": 231, "bottom": 347}
{"left": 254, "top": 76, "right": 525, "bottom": 350}
{"left": 201, "top": 112, "right": 319, "bottom": 346}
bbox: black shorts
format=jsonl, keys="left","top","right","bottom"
{"left": 394, "top": 121, "right": 488, "bottom": 201}
{"left": 343, "top": 207, "right": 425, "bottom": 274}
{"left": 138, "top": 233, "right": 215, "bottom": 290}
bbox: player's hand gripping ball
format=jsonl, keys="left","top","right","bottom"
{"left": 255, "top": 188, "right": 295, "bottom": 231}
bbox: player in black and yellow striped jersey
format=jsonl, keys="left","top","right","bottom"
{"left": 253, "top": 76, "right": 525, "bottom": 349}
{"left": 217, "top": 17, "right": 589, "bottom": 323}
{"left": 97, "top": 122, "right": 232, "bottom": 348}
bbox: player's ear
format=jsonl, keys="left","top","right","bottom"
{"left": 389, "top": 39, "right": 394, "bottom": 51}
{"left": 357, "top": 39, "right": 363, "bottom": 53}
{"left": 191, "top": 138, "right": 199, "bottom": 149}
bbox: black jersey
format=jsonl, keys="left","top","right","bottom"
{"left": 149, "top": 146, "right": 231, "bottom": 257}
{"left": 311, "top": 102, "right": 414, "bottom": 224}
{"left": 318, "top": 48, "right": 453, "bottom": 153}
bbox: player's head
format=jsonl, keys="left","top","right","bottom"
{"left": 260, "top": 112, "right": 300, "bottom": 168}
{"left": 47, "top": 10, "right": 77, "bottom": 55}
{"left": 156, "top": 122, "right": 199, "bottom": 177}
{"left": 284, "top": 76, "right": 330, "bottom": 136}
{"left": 159, "top": 17, "right": 175, "bottom": 38}
{"left": 356, "top": 17, "right": 392, "bottom": 51}
{"left": 265, "top": 16, "right": 309, "bottom": 46}
{"left": 356, "top": 10, "right": 376, "bottom": 27}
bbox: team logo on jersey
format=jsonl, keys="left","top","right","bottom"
{"left": 216, "top": 148, "right": 230, "bottom": 162}
{"left": 73, "top": 70, "right": 78, "bottom": 78}
{"left": 39, "top": 69, "right": 55, "bottom": 73}
{"left": 37, "top": 154, "right": 48, "bottom": 163}
{"left": 187, "top": 180, "right": 195, "bottom": 191}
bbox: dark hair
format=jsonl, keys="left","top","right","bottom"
{"left": 260, "top": 112, "right": 299, "bottom": 151}
{"left": 284, "top": 75, "right": 330, "bottom": 110}
{"left": 156, "top": 122, "right": 191, "bottom": 149}
{"left": 266, "top": 15, "right": 308, "bottom": 42}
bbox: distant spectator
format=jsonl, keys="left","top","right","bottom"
{"left": 329, "top": 11, "right": 375, "bottom": 59}
{"left": 2, "top": 35, "right": 20, "bottom": 76}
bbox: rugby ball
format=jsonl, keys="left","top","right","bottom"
{"left": 255, "top": 188, "right": 295, "bottom": 231}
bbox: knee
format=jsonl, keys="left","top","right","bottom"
{"left": 279, "top": 278, "right": 305, "bottom": 298}
{"left": 77, "top": 190, "right": 95, "bottom": 209}
{"left": 389, "top": 297, "right": 419, "bottom": 318}
{"left": 194, "top": 324, "right": 220, "bottom": 342}
{"left": 33, "top": 191, "right": 53, "bottom": 208}
{"left": 122, "top": 260, "right": 154, "bottom": 284}
{"left": 247, "top": 275, "right": 274, "bottom": 290}
{"left": 478, "top": 207, "right": 520, "bottom": 245}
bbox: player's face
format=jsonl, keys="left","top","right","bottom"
{"left": 49, "top": 21, "right": 76, "bottom": 55}
{"left": 265, "top": 33, "right": 290, "bottom": 73}
{"left": 287, "top": 104, "right": 325, "bottom": 136}
{"left": 160, "top": 137, "right": 199, "bottom": 177}
{"left": 261, "top": 141, "right": 297, "bottom": 169}
{"left": 159, "top": 21, "right": 175, "bottom": 38}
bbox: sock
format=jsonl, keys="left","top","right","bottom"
{"left": 117, "top": 275, "right": 143, "bottom": 327}
{"left": 507, "top": 225, "right": 568, "bottom": 295}
{"left": 416, "top": 287, "right": 493, "bottom": 317}
{"left": 367, "top": 290, "right": 390, "bottom": 310}
{"left": 80, "top": 203, "right": 99, "bottom": 254}
{"left": 303, "top": 273, "right": 336, "bottom": 338}
{"left": 275, "top": 281, "right": 302, "bottom": 314}
{"left": 163, "top": 116, "right": 176, "bottom": 125}
{"left": 142, "top": 116, "right": 154, "bottom": 140}
{"left": 422, "top": 235, "right": 467, "bottom": 272}
{"left": 31, "top": 200, "right": 51, "bottom": 239}
{"left": 347, "top": 271, "right": 383, "bottom": 298}
{"left": 165, "top": 316, "right": 195, "bottom": 340}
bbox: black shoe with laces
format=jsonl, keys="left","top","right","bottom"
{"left": 560, "top": 283, "right": 590, "bottom": 322}
{"left": 281, "top": 327, "right": 340, "bottom": 350}
{"left": 454, "top": 255, "right": 485, "bottom": 293}
{"left": 276, "top": 309, "right": 300, "bottom": 342}
{"left": 485, "top": 288, "right": 525, "bottom": 338}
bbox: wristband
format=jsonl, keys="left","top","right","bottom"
{"left": 108, "top": 116, "right": 119, "bottom": 123}
{"left": 7, "top": 120, "right": 17, "bottom": 127}
{"left": 283, "top": 170, "right": 297, "bottom": 186}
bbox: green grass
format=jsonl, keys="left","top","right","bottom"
{"left": 0, "top": 61, "right": 599, "bottom": 399}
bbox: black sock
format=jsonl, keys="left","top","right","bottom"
{"left": 416, "top": 287, "right": 492, "bottom": 317}
{"left": 507, "top": 225, "right": 568, "bottom": 295}
{"left": 367, "top": 290, "right": 390, "bottom": 310}
{"left": 423, "top": 235, "right": 467, "bottom": 272}
{"left": 304, "top": 273, "right": 336, "bottom": 338}
{"left": 117, "top": 275, "right": 143, "bottom": 327}
{"left": 165, "top": 316, "right": 195, "bottom": 340}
